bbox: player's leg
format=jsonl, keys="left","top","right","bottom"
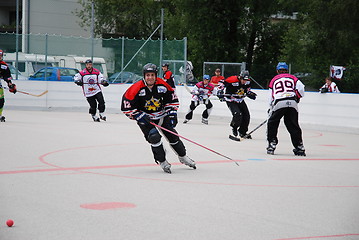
{"left": 161, "top": 116, "right": 196, "bottom": 169}
{"left": 0, "top": 89, "right": 5, "bottom": 122}
{"left": 139, "top": 123, "right": 171, "bottom": 173}
{"left": 201, "top": 99, "right": 213, "bottom": 124}
{"left": 184, "top": 100, "right": 199, "bottom": 123}
{"left": 96, "top": 92, "right": 106, "bottom": 121}
{"left": 266, "top": 108, "right": 284, "bottom": 154}
{"left": 284, "top": 108, "right": 306, "bottom": 156}
{"left": 226, "top": 101, "right": 241, "bottom": 137}
{"left": 86, "top": 95, "right": 99, "bottom": 121}
{"left": 238, "top": 101, "right": 251, "bottom": 138}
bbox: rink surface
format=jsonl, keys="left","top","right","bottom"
{"left": 1, "top": 109, "right": 359, "bottom": 240}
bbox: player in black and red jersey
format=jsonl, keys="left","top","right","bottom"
{"left": 217, "top": 70, "right": 257, "bottom": 141}
{"left": 161, "top": 63, "right": 175, "bottom": 88}
{"left": 121, "top": 63, "right": 196, "bottom": 173}
{"left": 0, "top": 49, "right": 17, "bottom": 122}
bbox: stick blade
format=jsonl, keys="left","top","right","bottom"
{"left": 36, "top": 90, "right": 49, "bottom": 97}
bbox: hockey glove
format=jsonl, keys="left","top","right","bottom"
{"left": 320, "top": 87, "right": 328, "bottom": 93}
{"left": 246, "top": 91, "right": 257, "bottom": 100}
{"left": 168, "top": 111, "right": 178, "bottom": 128}
{"left": 75, "top": 80, "right": 83, "bottom": 86}
{"left": 8, "top": 83, "right": 17, "bottom": 94}
{"left": 135, "top": 112, "right": 151, "bottom": 126}
{"left": 102, "top": 80, "right": 109, "bottom": 87}
{"left": 217, "top": 90, "right": 225, "bottom": 101}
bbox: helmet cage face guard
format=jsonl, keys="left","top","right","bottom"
{"left": 143, "top": 63, "right": 158, "bottom": 78}
{"left": 240, "top": 70, "right": 250, "bottom": 80}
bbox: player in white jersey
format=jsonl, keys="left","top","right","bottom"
{"left": 267, "top": 62, "right": 306, "bottom": 156}
{"left": 74, "top": 59, "right": 109, "bottom": 122}
{"left": 183, "top": 75, "right": 214, "bottom": 125}
{"left": 319, "top": 77, "right": 340, "bottom": 93}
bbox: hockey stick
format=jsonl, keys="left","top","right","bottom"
{"left": 150, "top": 122, "right": 239, "bottom": 166}
{"left": 243, "top": 119, "right": 267, "bottom": 138}
{"left": 3, "top": 86, "right": 48, "bottom": 97}
{"left": 17, "top": 90, "right": 48, "bottom": 97}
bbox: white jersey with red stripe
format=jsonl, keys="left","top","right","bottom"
{"left": 268, "top": 73, "right": 305, "bottom": 107}
{"left": 74, "top": 67, "right": 105, "bottom": 97}
{"left": 320, "top": 81, "right": 340, "bottom": 93}
{"left": 191, "top": 81, "right": 214, "bottom": 101}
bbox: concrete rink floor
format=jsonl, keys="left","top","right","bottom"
{"left": 1, "top": 109, "right": 359, "bottom": 240}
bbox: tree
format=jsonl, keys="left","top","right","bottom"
{"left": 280, "top": 0, "right": 359, "bottom": 92}
{"left": 75, "top": 0, "right": 164, "bottom": 38}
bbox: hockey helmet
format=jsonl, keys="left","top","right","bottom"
{"left": 203, "top": 74, "right": 210, "bottom": 80}
{"left": 276, "top": 62, "right": 288, "bottom": 70}
{"left": 162, "top": 62, "right": 169, "bottom": 68}
{"left": 143, "top": 63, "right": 158, "bottom": 76}
{"left": 85, "top": 59, "right": 92, "bottom": 64}
{"left": 240, "top": 70, "right": 250, "bottom": 80}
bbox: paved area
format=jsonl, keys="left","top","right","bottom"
{"left": 1, "top": 110, "right": 358, "bottom": 240}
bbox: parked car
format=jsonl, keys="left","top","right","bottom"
{"left": 8, "top": 64, "right": 28, "bottom": 80}
{"left": 293, "top": 72, "right": 312, "bottom": 78}
{"left": 108, "top": 71, "right": 142, "bottom": 84}
{"left": 28, "top": 67, "right": 79, "bottom": 81}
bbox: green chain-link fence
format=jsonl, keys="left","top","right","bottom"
{"left": 0, "top": 32, "right": 187, "bottom": 84}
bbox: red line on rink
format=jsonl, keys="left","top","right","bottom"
{"left": 273, "top": 233, "right": 359, "bottom": 239}
{"left": 0, "top": 160, "right": 243, "bottom": 175}
{"left": 274, "top": 158, "right": 359, "bottom": 161}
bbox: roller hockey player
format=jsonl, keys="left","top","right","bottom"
{"left": 161, "top": 63, "right": 176, "bottom": 88}
{"left": 74, "top": 59, "right": 109, "bottom": 122}
{"left": 217, "top": 70, "right": 257, "bottom": 141}
{"left": 183, "top": 74, "right": 214, "bottom": 124}
{"left": 121, "top": 63, "right": 196, "bottom": 173}
{"left": 0, "top": 49, "right": 17, "bottom": 122}
{"left": 267, "top": 62, "right": 306, "bottom": 156}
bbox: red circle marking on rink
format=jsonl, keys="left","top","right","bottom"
{"left": 80, "top": 202, "right": 136, "bottom": 210}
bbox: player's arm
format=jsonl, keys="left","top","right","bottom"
{"left": 98, "top": 73, "right": 109, "bottom": 86}
{"left": 2, "top": 65, "right": 16, "bottom": 93}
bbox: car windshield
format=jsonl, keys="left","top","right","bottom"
{"left": 59, "top": 68, "right": 79, "bottom": 76}
{"left": 33, "top": 68, "right": 52, "bottom": 78}
{"left": 109, "top": 72, "right": 141, "bottom": 83}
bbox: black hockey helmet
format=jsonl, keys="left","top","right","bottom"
{"left": 85, "top": 59, "right": 92, "bottom": 64}
{"left": 143, "top": 63, "right": 158, "bottom": 76}
{"left": 162, "top": 62, "right": 169, "bottom": 68}
{"left": 240, "top": 70, "right": 250, "bottom": 80}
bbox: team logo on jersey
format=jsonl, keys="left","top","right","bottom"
{"left": 139, "top": 89, "right": 146, "bottom": 96}
{"left": 232, "top": 82, "right": 239, "bottom": 86}
{"left": 157, "top": 86, "right": 167, "bottom": 93}
{"left": 236, "top": 88, "right": 245, "bottom": 96}
{"left": 88, "top": 77, "right": 96, "bottom": 84}
{"left": 145, "top": 97, "right": 161, "bottom": 111}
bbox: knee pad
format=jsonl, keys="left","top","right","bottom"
{"left": 148, "top": 128, "right": 162, "bottom": 144}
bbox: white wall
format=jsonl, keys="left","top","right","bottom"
{"left": 4, "top": 80, "right": 359, "bottom": 134}
{"left": 27, "top": 0, "right": 89, "bottom": 37}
